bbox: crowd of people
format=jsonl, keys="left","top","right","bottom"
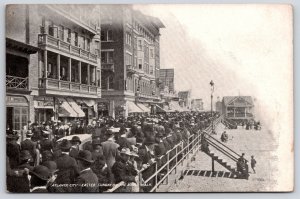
{"left": 6, "top": 111, "right": 218, "bottom": 193}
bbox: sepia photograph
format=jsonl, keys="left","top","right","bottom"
{"left": 5, "top": 4, "right": 293, "bottom": 193}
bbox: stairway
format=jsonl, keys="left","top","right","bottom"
{"left": 201, "top": 132, "right": 249, "bottom": 179}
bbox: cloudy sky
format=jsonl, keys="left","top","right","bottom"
{"left": 135, "top": 4, "right": 293, "bottom": 119}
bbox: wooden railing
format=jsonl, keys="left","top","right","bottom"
{"left": 38, "top": 34, "right": 98, "bottom": 63}
{"left": 6, "top": 75, "right": 28, "bottom": 89}
{"left": 39, "top": 78, "right": 100, "bottom": 95}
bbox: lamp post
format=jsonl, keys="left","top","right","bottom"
{"left": 210, "top": 80, "right": 215, "bottom": 134}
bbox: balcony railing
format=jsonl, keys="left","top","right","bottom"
{"left": 38, "top": 34, "right": 98, "bottom": 63}
{"left": 102, "top": 63, "right": 114, "bottom": 72}
{"left": 6, "top": 75, "right": 28, "bottom": 89}
{"left": 39, "top": 78, "right": 100, "bottom": 95}
{"left": 126, "top": 65, "right": 138, "bottom": 74}
{"left": 136, "top": 92, "right": 160, "bottom": 100}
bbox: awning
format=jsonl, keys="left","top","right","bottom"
{"left": 57, "top": 98, "right": 78, "bottom": 117}
{"left": 128, "top": 101, "right": 143, "bottom": 113}
{"left": 66, "top": 98, "right": 85, "bottom": 117}
{"left": 137, "top": 103, "right": 150, "bottom": 113}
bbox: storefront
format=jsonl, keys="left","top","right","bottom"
{"left": 34, "top": 96, "right": 54, "bottom": 124}
{"left": 6, "top": 95, "right": 30, "bottom": 132}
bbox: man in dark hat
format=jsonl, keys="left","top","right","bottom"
{"left": 116, "top": 126, "right": 132, "bottom": 150}
{"left": 111, "top": 148, "right": 137, "bottom": 192}
{"left": 40, "top": 130, "right": 53, "bottom": 153}
{"left": 30, "top": 165, "right": 51, "bottom": 192}
{"left": 18, "top": 150, "right": 34, "bottom": 171}
{"left": 7, "top": 131, "right": 21, "bottom": 169}
{"left": 54, "top": 139, "right": 79, "bottom": 192}
{"left": 101, "top": 130, "right": 119, "bottom": 183}
{"left": 73, "top": 150, "right": 99, "bottom": 192}
{"left": 20, "top": 130, "right": 37, "bottom": 164}
{"left": 69, "top": 136, "right": 81, "bottom": 158}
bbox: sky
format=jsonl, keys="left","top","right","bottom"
{"left": 134, "top": 4, "right": 293, "bottom": 118}
{"left": 134, "top": 5, "right": 293, "bottom": 189}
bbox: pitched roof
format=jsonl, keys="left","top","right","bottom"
{"left": 223, "top": 96, "right": 253, "bottom": 106}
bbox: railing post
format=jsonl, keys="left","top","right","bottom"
{"left": 166, "top": 152, "right": 169, "bottom": 184}
{"left": 212, "top": 157, "right": 215, "bottom": 172}
{"left": 155, "top": 162, "right": 158, "bottom": 192}
{"left": 181, "top": 141, "right": 184, "bottom": 166}
{"left": 175, "top": 146, "right": 178, "bottom": 174}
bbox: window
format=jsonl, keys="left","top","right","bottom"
{"left": 138, "top": 40, "right": 142, "bottom": 51}
{"left": 101, "top": 30, "right": 113, "bottom": 41}
{"left": 74, "top": 32, "right": 78, "bottom": 46}
{"left": 138, "top": 59, "right": 142, "bottom": 69}
{"left": 107, "top": 30, "right": 113, "bottom": 41}
{"left": 134, "top": 57, "right": 137, "bottom": 68}
{"left": 101, "top": 51, "right": 114, "bottom": 63}
{"left": 150, "top": 49, "right": 154, "bottom": 58}
{"left": 86, "top": 38, "right": 90, "bottom": 51}
{"left": 150, "top": 65, "right": 154, "bottom": 75}
{"left": 125, "top": 53, "right": 132, "bottom": 66}
{"left": 58, "top": 25, "right": 64, "bottom": 40}
{"left": 126, "top": 32, "right": 132, "bottom": 46}
{"left": 67, "top": 28, "right": 71, "bottom": 43}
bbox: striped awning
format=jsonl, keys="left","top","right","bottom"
{"left": 57, "top": 98, "right": 78, "bottom": 117}
{"left": 66, "top": 98, "right": 85, "bottom": 117}
{"left": 128, "top": 101, "right": 143, "bottom": 113}
{"left": 137, "top": 103, "right": 150, "bottom": 113}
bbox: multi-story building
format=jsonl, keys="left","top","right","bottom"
{"left": 191, "top": 99, "right": 204, "bottom": 111}
{"left": 159, "top": 68, "right": 174, "bottom": 93}
{"left": 99, "top": 5, "right": 165, "bottom": 117}
{"left": 178, "top": 90, "right": 191, "bottom": 110}
{"left": 6, "top": 5, "right": 102, "bottom": 129}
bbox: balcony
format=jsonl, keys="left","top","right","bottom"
{"left": 6, "top": 75, "right": 29, "bottom": 90}
{"left": 45, "top": 5, "right": 98, "bottom": 34}
{"left": 126, "top": 65, "right": 137, "bottom": 75}
{"left": 135, "top": 92, "right": 160, "bottom": 100}
{"left": 38, "top": 34, "right": 98, "bottom": 63}
{"left": 102, "top": 63, "right": 115, "bottom": 72}
{"left": 39, "top": 78, "right": 100, "bottom": 98}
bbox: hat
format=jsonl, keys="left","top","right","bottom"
{"left": 42, "top": 161, "right": 58, "bottom": 174}
{"left": 26, "top": 130, "right": 33, "bottom": 137}
{"left": 106, "top": 129, "right": 114, "bottom": 136}
{"left": 7, "top": 131, "right": 19, "bottom": 139}
{"left": 20, "top": 150, "right": 32, "bottom": 161}
{"left": 30, "top": 165, "right": 51, "bottom": 181}
{"left": 71, "top": 136, "right": 81, "bottom": 144}
{"left": 119, "top": 126, "right": 127, "bottom": 134}
{"left": 76, "top": 150, "right": 94, "bottom": 163}
{"left": 59, "top": 139, "right": 72, "bottom": 150}
{"left": 120, "top": 148, "right": 131, "bottom": 156}
{"left": 241, "top": 153, "right": 245, "bottom": 156}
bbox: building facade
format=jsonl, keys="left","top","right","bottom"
{"left": 178, "top": 90, "right": 191, "bottom": 110}
{"left": 6, "top": 5, "right": 102, "bottom": 129}
{"left": 99, "top": 5, "right": 165, "bottom": 117}
{"left": 191, "top": 99, "right": 204, "bottom": 111}
{"left": 221, "top": 96, "right": 254, "bottom": 121}
{"left": 159, "top": 68, "right": 174, "bottom": 93}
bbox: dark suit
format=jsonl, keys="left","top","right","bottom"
{"left": 117, "top": 137, "right": 132, "bottom": 150}
{"left": 74, "top": 169, "right": 99, "bottom": 193}
{"left": 7, "top": 140, "right": 20, "bottom": 169}
{"left": 69, "top": 147, "right": 79, "bottom": 159}
{"left": 20, "top": 139, "right": 37, "bottom": 161}
{"left": 54, "top": 153, "right": 79, "bottom": 192}
{"left": 112, "top": 159, "right": 137, "bottom": 184}
{"left": 40, "top": 138, "right": 53, "bottom": 153}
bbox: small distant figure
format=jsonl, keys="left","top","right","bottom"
{"left": 251, "top": 155, "right": 257, "bottom": 174}
{"left": 220, "top": 131, "right": 228, "bottom": 142}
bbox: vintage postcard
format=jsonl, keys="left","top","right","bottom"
{"left": 5, "top": 4, "right": 293, "bottom": 192}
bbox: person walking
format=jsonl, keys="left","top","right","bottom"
{"left": 251, "top": 155, "right": 257, "bottom": 174}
